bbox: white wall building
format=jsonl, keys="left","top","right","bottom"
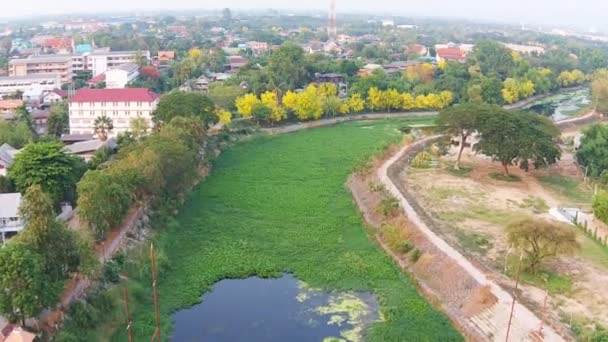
{"left": 88, "top": 50, "right": 150, "bottom": 76}
{"left": 105, "top": 63, "right": 140, "bottom": 89}
{"left": 0, "top": 75, "right": 62, "bottom": 97}
{"left": 0, "top": 193, "right": 23, "bottom": 244}
{"left": 68, "top": 88, "right": 159, "bottom": 136}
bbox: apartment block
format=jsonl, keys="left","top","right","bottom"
{"left": 68, "top": 88, "right": 159, "bottom": 136}
{"left": 8, "top": 55, "right": 73, "bottom": 83}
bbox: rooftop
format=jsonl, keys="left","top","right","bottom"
{"left": 0, "top": 99, "right": 24, "bottom": 110}
{"left": 0, "top": 75, "right": 61, "bottom": 82}
{"left": 70, "top": 88, "right": 159, "bottom": 103}
{"left": 111, "top": 63, "right": 139, "bottom": 73}
{"left": 9, "top": 55, "right": 72, "bottom": 64}
{"left": 0, "top": 193, "right": 21, "bottom": 219}
{"left": 63, "top": 138, "right": 117, "bottom": 154}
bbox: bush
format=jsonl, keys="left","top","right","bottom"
{"left": 379, "top": 195, "right": 400, "bottom": 218}
{"left": 380, "top": 224, "right": 409, "bottom": 254}
{"left": 103, "top": 260, "right": 121, "bottom": 283}
{"left": 410, "top": 248, "right": 422, "bottom": 262}
{"left": 397, "top": 241, "right": 414, "bottom": 254}
{"left": 411, "top": 151, "right": 432, "bottom": 168}
{"left": 489, "top": 172, "right": 521, "bottom": 182}
{"left": 593, "top": 190, "right": 608, "bottom": 225}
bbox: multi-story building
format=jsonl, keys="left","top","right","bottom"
{"left": 68, "top": 88, "right": 159, "bottom": 136}
{"left": 105, "top": 63, "right": 139, "bottom": 89}
{"left": 0, "top": 193, "right": 23, "bottom": 244}
{"left": 0, "top": 74, "right": 62, "bottom": 97}
{"left": 87, "top": 50, "right": 150, "bottom": 76}
{"left": 8, "top": 55, "right": 73, "bottom": 83}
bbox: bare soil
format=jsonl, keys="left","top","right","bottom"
{"left": 404, "top": 145, "right": 608, "bottom": 330}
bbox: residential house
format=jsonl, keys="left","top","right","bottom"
{"left": 0, "top": 99, "right": 23, "bottom": 114}
{"left": 31, "top": 108, "right": 50, "bottom": 134}
{"left": 86, "top": 73, "right": 106, "bottom": 87}
{"left": 42, "top": 88, "right": 67, "bottom": 105}
{"left": 0, "top": 143, "right": 18, "bottom": 176}
{"left": 41, "top": 37, "right": 73, "bottom": 54}
{"left": 105, "top": 63, "right": 139, "bottom": 89}
{"left": 22, "top": 87, "right": 45, "bottom": 106}
{"left": 0, "top": 193, "right": 23, "bottom": 244}
{"left": 157, "top": 51, "right": 175, "bottom": 64}
{"left": 384, "top": 61, "right": 420, "bottom": 73}
{"left": 315, "top": 73, "right": 347, "bottom": 96}
{"left": 2, "top": 326, "right": 36, "bottom": 342}
{"left": 436, "top": 47, "right": 467, "bottom": 63}
{"left": 226, "top": 56, "right": 248, "bottom": 72}
{"left": 408, "top": 44, "right": 428, "bottom": 57}
{"left": 357, "top": 64, "right": 383, "bottom": 77}
{"left": 63, "top": 138, "right": 117, "bottom": 161}
{"left": 246, "top": 41, "right": 269, "bottom": 54}
{"left": 60, "top": 133, "right": 95, "bottom": 145}
{"left": 68, "top": 88, "right": 159, "bottom": 136}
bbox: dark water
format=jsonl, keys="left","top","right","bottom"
{"left": 525, "top": 89, "right": 590, "bottom": 121}
{"left": 171, "top": 275, "right": 380, "bottom": 342}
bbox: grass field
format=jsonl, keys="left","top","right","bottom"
{"left": 112, "top": 117, "right": 462, "bottom": 341}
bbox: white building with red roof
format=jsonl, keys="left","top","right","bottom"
{"left": 68, "top": 88, "right": 159, "bottom": 136}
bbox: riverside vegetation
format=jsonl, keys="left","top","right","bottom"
{"left": 57, "top": 117, "right": 463, "bottom": 341}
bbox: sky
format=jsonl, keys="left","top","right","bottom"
{"left": 3, "top": 0, "right": 608, "bottom": 30}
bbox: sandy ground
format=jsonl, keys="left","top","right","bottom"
{"left": 404, "top": 144, "right": 608, "bottom": 330}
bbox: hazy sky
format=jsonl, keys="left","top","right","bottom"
{"left": 3, "top": 0, "right": 608, "bottom": 30}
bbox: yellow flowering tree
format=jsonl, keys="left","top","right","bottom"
{"left": 402, "top": 93, "right": 415, "bottom": 110}
{"left": 384, "top": 89, "right": 403, "bottom": 112}
{"left": 367, "top": 87, "right": 383, "bottom": 111}
{"left": 346, "top": 93, "right": 365, "bottom": 113}
{"left": 215, "top": 109, "right": 232, "bottom": 124}
{"left": 235, "top": 93, "right": 261, "bottom": 118}
{"left": 261, "top": 91, "right": 286, "bottom": 122}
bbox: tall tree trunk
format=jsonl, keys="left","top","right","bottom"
{"left": 502, "top": 162, "right": 510, "bottom": 175}
{"left": 456, "top": 134, "right": 467, "bottom": 170}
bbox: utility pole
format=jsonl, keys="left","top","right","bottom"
{"left": 124, "top": 288, "right": 133, "bottom": 342}
{"left": 505, "top": 252, "right": 523, "bottom": 342}
{"left": 151, "top": 243, "right": 161, "bottom": 342}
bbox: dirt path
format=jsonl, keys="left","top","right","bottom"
{"left": 378, "top": 136, "right": 564, "bottom": 341}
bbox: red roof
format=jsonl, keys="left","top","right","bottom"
{"left": 70, "top": 88, "right": 159, "bottom": 103}
{"left": 86, "top": 73, "right": 106, "bottom": 85}
{"left": 52, "top": 88, "right": 67, "bottom": 97}
{"left": 437, "top": 48, "right": 466, "bottom": 61}
{"left": 43, "top": 37, "right": 72, "bottom": 50}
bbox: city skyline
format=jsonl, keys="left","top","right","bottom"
{"left": 2, "top": 0, "right": 608, "bottom": 31}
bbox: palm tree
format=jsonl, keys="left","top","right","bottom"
{"left": 93, "top": 115, "right": 114, "bottom": 141}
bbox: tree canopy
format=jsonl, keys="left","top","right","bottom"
{"left": 506, "top": 218, "right": 579, "bottom": 274}
{"left": 576, "top": 123, "right": 608, "bottom": 177}
{"left": 474, "top": 109, "right": 561, "bottom": 174}
{"left": 266, "top": 42, "right": 311, "bottom": 91}
{"left": 8, "top": 141, "right": 86, "bottom": 204}
{"left": 153, "top": 91, "right": 216, "bottom": 126}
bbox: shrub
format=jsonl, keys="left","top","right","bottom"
{"left": 593, "top": 190, "right": 608, "bottom": 225}
{"left": 397, "top": 241, "right": 414, "bottom": 254}
{"left": 379, "top": 195, "right": 400, "bottom": 218}
{"left": 411, "top": 151, "right": 432, "bottom": 168}
{"left": 410, "top": 248, "right": 422, "bottom": 262}
{"left": 380, "top": 224, "right": 409, "bottom": 254}
{"left": 103, "top": 260, "right": 121, "bottom": 283}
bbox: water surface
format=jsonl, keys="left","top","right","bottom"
{"left": 171, "top": 275, "right": 380, "bottom": 342}
{"left": 525, "top": 88, "right": 590, "bottom": 121}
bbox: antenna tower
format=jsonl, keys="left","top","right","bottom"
{"left": 328, "top": 0, "right": 337, "bottom": 39}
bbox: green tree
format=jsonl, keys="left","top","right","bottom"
{"left": 0, "top": 242, "right": 50, "bottom": 325}
{"left": 77, "top": 169, "right": 133, "bottom": 238}
{"left": 506, "top": 218, "right": 579, "bottom": 274}
{"left": 479, "top": 76, "right": 504, "bottom": 105}
{"left": 93, "top": 115, "right": 114, "bottom": 141}
{"left": 266, "top": 42, "right": 310, "bottom": 90}
{"left": 437, "top": 103, "right": 491, "bottom": 169}
{"left": 251, "top": 103, "right": 272, "bottom": 123}
{"left": 591, "top": 69, "right": 608, "bottom": 114}
{"left": 129, "top": 117, "right": 149, "bottom": 140}
{"left": 593, "top": 190, "right": 608, "bottom": 225}
{"left": 471, "top": 40, "right": 515, "bottom": 79}
{"left": 576, "top": 123, "right": 608, "bottom": 177}
{"left": 207, "top": 83, "right": 245, "bottom": 111}
{"left": 475, "top": 110, "right": 561, "bottom": 174}
{"left": 46, "top": 102, "right": 69, "bottom": 137}
{"left": 8, "top": 141, "right": 86, "bottom": 204}
{"left": 0, "top": 120, "right": 35, "bottom": 148}
{"left": 18, "top": 185, "right": 95, "bottom": 281}
{"left": 153, "top": 91, "right": 216, "bottom": 126}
